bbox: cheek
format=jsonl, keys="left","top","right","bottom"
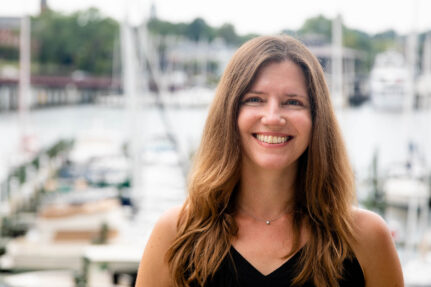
{"left": 294, "top": 116, "right": 312, "bottom": 146}
{"left": 303, "top": 120, "right": 312, "bottom": 138}
{"left": 291, "top": 113, "right": 312, "bottom": 131}
{"left": 237, "top": 111, "right": 252, "bottom": 134}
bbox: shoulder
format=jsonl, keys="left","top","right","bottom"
{"left": 147, "top": 205, "right": 182, "bottom": 244}
{"left": 350, "top": 207, "right": 404, "bottom": 286}
{"left": 351, "top": 208, "right": 391, "bottom": 242}
{"left": 135, "top": 205, "right": 182, "bottom": 287}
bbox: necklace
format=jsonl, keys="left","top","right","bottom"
{"left": 239, "top": 206, "right": 292, "bottom": 225}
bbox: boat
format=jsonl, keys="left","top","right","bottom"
{"left": 0, "top": 128, "right": 133, "bottom": 274}
{"left": 1, "top": 187, "right": 128, "bottom": 271}
{"left": 382, "top": 143, "right": 429, "bottom": 248}
{"left": 0, "top": 270, "right": 75, "bottom": 287}
{"left": 369, "top": 51, "right": 410, "bottom": 110}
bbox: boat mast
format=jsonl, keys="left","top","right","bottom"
{"left": 403, "top": 0, "right": 424, "bottom": 258}
{"left": 405, "top": 0, "right": 419, "bottom": 114}
{"left": 19, "top": 15, "right": 31, "bottom": 152}
{"left": 121, "top": 6, "right": 142, "bottom": 206}
{"left": 331, "top": 14, "right": 343, "bottom": 109}
{"left": 405, "top": 32, "right": 417, "bottom": 114}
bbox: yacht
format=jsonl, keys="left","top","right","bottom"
{"left": 369, "top": 51, "right": 410, "bottom": 110}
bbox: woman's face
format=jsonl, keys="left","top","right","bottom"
{"left": 237, "top": 60, "right": 312, "bottom": 173}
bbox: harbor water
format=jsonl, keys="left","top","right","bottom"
{"left": 2, "top": 104, "right": 430, "bottom": 181}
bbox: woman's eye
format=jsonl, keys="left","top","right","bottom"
{"left": 283, "top": 99, "right": 303, "bottom": 106}
{"left": 242, "top": 97, "right": 263, "bottom": 104}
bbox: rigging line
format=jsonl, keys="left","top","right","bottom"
{"left": 136, "top": 24, "right": 190, "bottom": 178}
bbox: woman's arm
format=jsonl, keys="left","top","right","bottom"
{"left": 351, "top": 208, "right": 404, "bottom": 287}
{"left": 135, "top": 206, "right": 181, "bottom": 287}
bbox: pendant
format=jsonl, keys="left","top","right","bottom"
{"left": 266, "top": 220, "right": 270, "bottom": 225}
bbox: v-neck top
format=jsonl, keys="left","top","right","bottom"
{"left": 191, "top": 246, "right": 365, "bottom": 287}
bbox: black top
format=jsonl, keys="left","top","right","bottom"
{"left": 192, "top": 247, "right": 365, "bottom": 287}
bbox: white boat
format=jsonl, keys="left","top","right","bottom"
{"left": 1, "top": 188, "right": 128, "bottom": 271}
{"left": 85, "top": 155, "right": 130, "bottom": 186}
{"left": 369, "top": 51, "right": 410, "bottom": 110}
{"left": 382, "top": 144, "right": 429, "bottom": 248}
{"left": 0, "top": 270, "right": 75, "bottom": 287}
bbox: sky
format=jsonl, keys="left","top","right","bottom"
{"left": 2, "top": 0, "right": 431, "bottom": 36}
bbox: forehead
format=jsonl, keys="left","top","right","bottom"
{"left": 250, "top": 60, "right": 308, "bottom": 95}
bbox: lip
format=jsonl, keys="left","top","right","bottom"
{"left": 252, "top": 132, "right": 293, "bottom": 146}
{"left": 253, "top": 132, "right": 290, "bottom": 137}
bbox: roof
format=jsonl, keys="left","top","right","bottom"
{"left": 0, "top": 75, "right": 122, "bottom": 89}
{"left": 308, "top": 44, "right": 366, "bottom": 60}
{"left": 0, "top": 17, "right": 21, "bottom": 29}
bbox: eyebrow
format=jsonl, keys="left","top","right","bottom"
{"left": 248, "top": 90, "right": 307, "bottom": 99}
{"left": 247, "top": 90, "right": 265, "bottom": 95}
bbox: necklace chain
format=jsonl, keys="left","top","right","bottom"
{"left": 239, "top": 206, "right": 292, "bottom": 225}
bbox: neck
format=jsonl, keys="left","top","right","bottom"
{"left": 236, "top": 163, "right": 296, "bottom": 219}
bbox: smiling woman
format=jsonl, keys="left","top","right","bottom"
{"left": 135, "top": 35, "right": 404, "bottom": 287}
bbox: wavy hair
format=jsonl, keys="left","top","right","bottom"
{"left": 166, "top": 35, "right": 356, "bottom": 287}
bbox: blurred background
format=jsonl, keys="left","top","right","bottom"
{"left": 0, "top": 0, "right": 430, "bottom": 286}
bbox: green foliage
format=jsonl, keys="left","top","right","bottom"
{"left": 216, "top": 23, "right": 237, "bottom": 44}
{"left": 31, "top": 8, "right": 118, "bottom": 75}
{"left": 187, "top": 18, "right": 215, "bottom": 41}
{"left": 371, "top": 29, "right": 399, "bottom": 53}
{"left": 295, "top": 15, "right": 412, "bottom": 72}
{"left": 6, "top": 8, "right": 425, "bottom": 77}
{"left": 147, "top": 18, "right": 187, "bottom": 36}
{"left": 344, "top": 28, "right": 372, "bottom": 51}
{"left": 217, "top": 24, "right": 256, "bottom": 45}
{"left": 0, "top": 46, "right": 19, "bottom": 61}
{"left": 298, "top": 15, "right": 332, "bottom": 41}
{"left": 46, "top": 139, "right": 73, "bottom": 158}
{"left": 16, "top": 166, "right": 26, "bottom": 184}
{"left": 362, "top": 150, "right": 386, "bottom": 214}
{"left": 92, "top": 222, "right": 109, "bottom": 244}
{"left": 147, "top": 17, "right": 250, "bottom": 45}
{"left": 343, "top": 27, "right": 373, "bottom": 71}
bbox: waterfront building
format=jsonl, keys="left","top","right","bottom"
{"left": 0, "top": 75, "right": 121, "bottom": 111}
{"left": 300, "top": 34, "right": 367, "bottom": 106}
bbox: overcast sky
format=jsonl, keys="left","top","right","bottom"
{"left": 2, "top": 0, "right": 431, "bottom": 35}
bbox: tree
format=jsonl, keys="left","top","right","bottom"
{"left": 147, "top": 18, "right": 187, "bottom": 36}
{"left": 217, "top": 24, "right": 238, "bottom": 44}
{"left": 298, "top": 15, "right": 332, "bottom": 42}
{"left": 147, "top": 18, "right": 254, "bottom": 45}
{"left": 186, "top": 18, "right": 214, "bottom": 42}
{"left": 31, "top": 8, "right": 118, "bottom": 75}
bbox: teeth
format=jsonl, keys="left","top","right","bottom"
{"left": 256, "top": 134, "right": 289, "bottom": 144}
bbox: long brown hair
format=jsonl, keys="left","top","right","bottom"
{"left": 167, "top": 35, "right": 356, "bottom": 287}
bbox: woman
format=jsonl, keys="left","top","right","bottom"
{"left": 135, "top": 35, "right": 403, "bottom": 286}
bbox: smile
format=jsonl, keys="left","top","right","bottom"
{"left": 254, "top": 134, "right": 293, "bottom": 144}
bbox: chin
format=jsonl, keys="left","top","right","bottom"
{"left": 255, "top": 158, "right": 296, "bottom": 171}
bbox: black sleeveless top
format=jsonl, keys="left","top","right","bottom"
{"left": 192, "top": 247, "right": 365, "bottom": 287}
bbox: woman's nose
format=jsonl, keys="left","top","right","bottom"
{"left": 261, "top": 102, "right": 286, "bottom": 126}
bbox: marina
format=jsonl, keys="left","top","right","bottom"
{"left": 1, "top": 1, "right": 431, "bottom": 285}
